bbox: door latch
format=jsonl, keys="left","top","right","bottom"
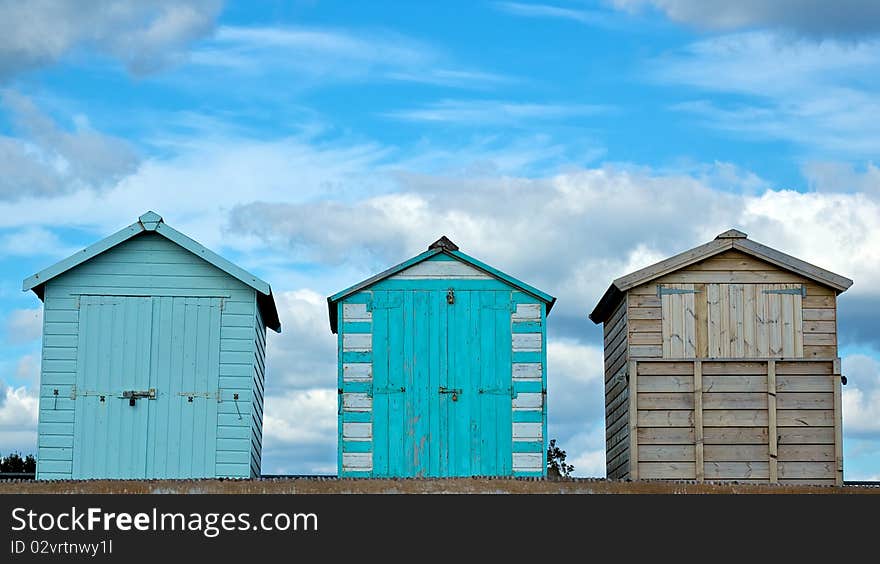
{"left": 446, "top": 288, "right": 455, "bottom": 304}
{"left": 439, "top": 386, "right": 462, "bottom": 401}
{"left": 122, "top": 389, "right": 156, "bottom": 406}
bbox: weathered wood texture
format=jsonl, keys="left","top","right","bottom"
{"left": 604, "top": 298, "right": 629, "bottom": 479}
{"left": 626, "top": 251, "right": 837, "bottom": 361}
{"left": 628, "top": 358, "right": 840, "bottom": 484}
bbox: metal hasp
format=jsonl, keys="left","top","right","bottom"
{"left": 122, "top": 389, "right": 156, "bottom": 407}
{"left": 329, "top": 236, "right": 556, "bottom": 478}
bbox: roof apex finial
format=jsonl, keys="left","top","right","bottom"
{"left": 715, "top": 228, "right": 747, "bottom": 240}
{"left": 139, "top": 211, "right": 163, "bottom": 231}
{"left": 428, "top": 236, "right": 459, "bottom": 251}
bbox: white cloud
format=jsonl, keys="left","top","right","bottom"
{"left": 190, "top": 25, "right": 510, "bottom": 89}
{"left": 261, "top": 388, "right": 337, "bottom": 474}
{"left": 5, "top": 309, "right": 42, "bottom": 344}
{"left": 0, "top": 0, "right": 221, "bottom": 77}
{"left": 843, "top": 354, "right": 880, "bottom": 438}
{"left": 651, "top": 32, "right": 880, "bottom": 157}
{"left": 382, "top": 99, "right": 611, "bottom": 125}
{"left": 0, "top": 227, "right": 77, "bottom": 258}
{"left": 611, "top": 0, "right": 880, "bottom": 36}
{"left": 0, "top": 381, "right": 38, "bottom": 454}
{"left": 0, "top": 91, "right": 138, "bottom": 200}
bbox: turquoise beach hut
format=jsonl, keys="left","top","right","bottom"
{"left": 328, "top": 237, "right": 555, "bottom": 478}
{"left": 24, "top": 212, "right": 279, "bottom": 480}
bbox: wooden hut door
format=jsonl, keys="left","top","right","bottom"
{"left": 73, "top": 296, "right": 222, "bottom": 479}
{"left": 73, "top": 296, "right": 153, "bottom": 479}
{"left": 371, "top": 289, "right": 512, "bottom": 477}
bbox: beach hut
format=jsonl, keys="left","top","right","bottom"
{"left": 328, "top": 237, "right": 555, "bottom": 477}
{"left": 23, "top": 211, "right": 279, "bottom": 480}
{"left": 590, "top": 229, "right": 852, "bottom": 484}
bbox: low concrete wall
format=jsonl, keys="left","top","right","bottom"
{"left": 1, "top": 477, "right": 878, "bottom": 494}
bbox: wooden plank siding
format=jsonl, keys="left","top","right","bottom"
{"left": 626, "top": 358, "right": 838, "bottom": 484}
{"left": 604, "top": 297, "right": 629, "bottom": 479}
{"left": 36, "top": 233, "right": 261, "bottom": 480}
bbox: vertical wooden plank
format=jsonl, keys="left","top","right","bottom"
{"left": 781, "top": 293, "right": 795, "bottom": 357}
{"left": 833, "top": 358, "right": 843, "bottom": 485}
{"left": 372, "top": 293, "right": 389, "bottom": 477}
{"left": 496, "top": 291, "right": 513, "bottom": 476}
{"left": 793, "top": 292, "right": 804, "bottom": 357}
{"left": 756, "top": 285, "right": 769, "bottom": 357}
{"left": 694, "top": 283, "right": 708, "bottom": 358}
{"left": 768, "top": 359, "right": 778, "bottom": 483}
{"left": 429, "top": 291, "right": 442, "bottom": 477}
{"left": 731, "top": 284, "right": 744, "bottom": 357}
{"left": 719, "top": 284, "right": 731, "bottom": 357}
{"left": 769, "top": 290, "right": 782, "bottom": 357}
{"left": 479, "top": 291, "right": 496, "bottom": 476}
{"left": 683, "top": 286, "right": 697, "bottom": 357}
{"left": 707, "top": 284, "right": 721, "bottom": 358}
{"left": 694, "top": 360, "right": 704, "bottom": 482}
{"left": 743, "top": 285, "right": 756, "bottom": 356}
{"left": 661, "top": 289, "right": 673, "bottom": 358}
{"left": 628, "top": 359, "right": 639, "bottom": 480}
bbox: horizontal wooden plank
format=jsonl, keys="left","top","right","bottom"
{"left": 638, "top": 410, "right": 694, "bottom": 427}
{"left": 702, "top": 362, "right": 768, "bottom": 375}
{"left": 775, "top": 361, "right": 833, "bottom": 375}
{"left": 776, "top": 375, "right": 833, "bottom": 392}
{"left": 637, "top": 427, "right": 695, "bottom": 444}
{"left": 628, "top": 319, "right": 662, "bottom": 333}
{"left": 639, "top": 445, "right": 695, "bottom": 462}
{"left": 776, "top": 409, "right": 834, "bottom": 427}
{"left": 630, "top": 331, "right": 662, "bottom": 345}
{"left": 703, "top": 409, "right": 768, "bottom": 426}
{"left": 704, "top": 461, "right": 769, "bottom": 479}
{"left": 703, "top": 427, "right": 768, "bottom": 445}
{"left": 703, "top": 392, "right": 767, "bottom": 410}
{"left": 638, "top": 392, "right": 693, "bottom": 410}
{"left": 628, "top": 307, "right": 661, "bottom": 320}
{"left": 704, "top": 445, "right": 768, "bottom": 462}
{"left": 776, "top": 392, "right": 832, "bottom": 410}
{"left": 803, "top": 320, "right": 835, "bottom": 333}
{"left": 802, "top": 295, "right": 835, "bottom": 308}
{"left": 778, "top": 445, "right": 834, "bottom": 462}
{"left": 778, "top": 461, "right": 835, "bottom": 479}
{"left": 703, "top": 375, "right": 767, "bottom": 393}
{"left": 638, "top": 375, "right": 693, "bottom": 392}
{"left": 637, "top": 362, "right": 694, "bottom": 376}
{"left": 687, "top": 254, "right": 771, "bottom": 271}
{"left": 804, "top": 333, "right": 836, "bottom": 346}
{"left": 803, "top": 345, "right": 837, "bottom": 359}
{"left": 802, "top": 308, "right": 835, "bottom": 321}
{"left": 639, "top": 462, "right": 696, "bottom": 479}
{"left": 778, "top": 427, "right": 834, "bottom": 444}
{"left": 629, "top": 345, "right": 662, "bottom": 358}
{"left": 628, "top": 294, "right": 661, "bottom": 308}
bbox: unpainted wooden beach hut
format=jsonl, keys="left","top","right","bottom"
{"left": 328, "top": 237, "right": 555, "bottom": 478}
{"left": 24, "top": 211, "right": 280, "bottom": 480}
{"left": 589, "top": 229, "right": 852, "bottom": 485}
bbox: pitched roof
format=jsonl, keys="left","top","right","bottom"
{"left": 23, "top": 211, "right": 280, "bottom": 332}
{"left": 327, "top": 236, "right": 556, "bottom": 333}
{"left": 589, "top": 229, "right": 853, "bottom": 324}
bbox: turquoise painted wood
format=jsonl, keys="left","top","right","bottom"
{"left": 25, "top": 212, "right": 279, "bottom": 480}
{"left": 330, "top": 238, "right": 554, "bottom": 478}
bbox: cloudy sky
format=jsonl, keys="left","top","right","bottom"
{"left": 1, "top": 0, "right": 879, "bottom": 479}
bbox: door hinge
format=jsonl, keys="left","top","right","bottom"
{"left": 369, "top": 386, "right": 406, "bottom": 397}
{"left": 479, "top": 386, "right": 513, "bottom": 397}
{"left": 762, "top": 285, "right": 807, "bottom": 296}
{"left": 657, "top": 285, "right": 702, "bottom": 297}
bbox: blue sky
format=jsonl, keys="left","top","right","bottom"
{"left": 1, "top": 0, "right": 879, "bottom": 479}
